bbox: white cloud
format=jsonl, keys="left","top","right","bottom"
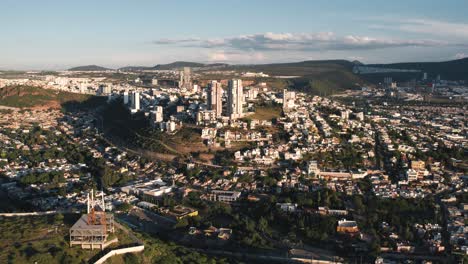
{"left": 454, "top": 52, "right": 467, "bottom": 59}
{"left": 347, "top": 56, "right": 365, "bottom": 61}
{"left": 154, "top": 32, "right": 451, "bottom": 52}
{"left": 207, "top": 50, "right": 265, "bottom": 63}
{"left": 399, "top": 19, "right": 468, "bottom": 39}
{"left": 368, "top": 18, "right": 468, "bottom": 40}
{"left": 208, "top": 51, "right": 228, "bottom": 61}
{"left": 152, "top": 37, "right": 200, "bottom": 44}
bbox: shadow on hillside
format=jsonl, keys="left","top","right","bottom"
{"left": 60, "top": 96, "right": 107, "bottom": 113}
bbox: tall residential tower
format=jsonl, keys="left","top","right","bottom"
{"left": 207, "top": 80, "right": 223, "bottom": 117}
{"left": 179, "top": 67, "right": 192, "bottom": 90}
{"left": 227, "top": 79, "right": 243, "bottom": 119}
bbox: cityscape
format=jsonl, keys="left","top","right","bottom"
{"left": 0, "top": 1, "right": 467, "bottom": 264}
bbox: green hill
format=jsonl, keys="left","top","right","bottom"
{"left": 366, "top": 58, "right": 468, "bottom": 81}
{"left": 0, "top": 85, "right": 96, "bottom": 109}
{"left": 229, "top": 60, "right": 365, "bottom": 95}
{"left": 119, "top": 59, "right": 369, "bottom": 95}
{"left": 68, "top": 65, "right": 112, "bottom": 71}
{"left": 152, "top": 61, "right": 205, "bottom": 70}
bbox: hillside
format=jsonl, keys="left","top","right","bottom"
{"left": 229, "top": 60, "right": 364, "bottom": 95}
{"left": 152, "top": 61, "right": 205, "bottom": 70}
{"left": 0, "top": 85, "right": 96, "bottom": 109}
{"left": 68, "top": 65, "right": 112, "bottom": 71}
{"left": 226, "top": 60, "right": 355, "bottom": 76}
{"left": 365, "top": 58, "right": 468, "bottom": 81}
{"left": 118, "top": 66, "right": 153, "bottom": 71}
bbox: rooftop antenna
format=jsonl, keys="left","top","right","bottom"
{"left": 101, "top": 188, "right": 105, "bottom": 212}
{"left": 87, "top": 192, "right": 90, "bottom": 214}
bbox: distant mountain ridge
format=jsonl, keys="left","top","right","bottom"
{"left": 67, "top": 58, "right": 466, "bottom": 95}
{"left": 152, "top": 61, "right": 205, "bottom": 70}
{"left": 117, "top": 61, "right": 229, "bottom": 71}
{"left": 68, "top": 65, "right": 112, "bottom": 71}
{"left": 366, "top": 57, "right": 468, "bottom": 80}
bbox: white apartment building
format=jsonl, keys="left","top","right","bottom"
{"left": 283, "top": 89, "right": 295, "bottom": 111}
{"left": 227, "top": 79, "right": 243, "bottom": 119}
{"left": 207, "top": 80, "right": 223, "bottom": 117}
{"left": 131, "top": 91, "right": 140, "bottom": 111}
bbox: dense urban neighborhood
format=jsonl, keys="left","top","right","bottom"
{"left": 0, "top": 61, "right": 466, "bottom": 263}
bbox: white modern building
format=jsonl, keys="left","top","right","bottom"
{"left": 283, "top": 89, "right": 295, "bottom": 111}
{"left": 179, "top": 67, "right": 192, "bottom": 90}
{"left": 227, "top": 79, "right": 243, "bottom": 119}
{"left": 207, "top": 80, "right": 223, "bottom": 117}
{"left": 123, "top": 91, "right": 129, "bottom": 105}
{"left": 131, "top": 91, "right": 140, "bottom": 111}
{"left": 155, "top": 106, "right": 163, "bottom": 122}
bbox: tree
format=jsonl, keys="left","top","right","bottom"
{"left": 116, "top": 202, "right": 132, "bottom": 213}
{"left": 175, "top": 217, "right": 189, "bottom": 229}
{"left": 54, "top": 213, "right": 64, "bottom": 224}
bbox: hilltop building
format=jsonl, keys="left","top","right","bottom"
{"left": 69, "top": 190, "right": 115, "bottom": 250}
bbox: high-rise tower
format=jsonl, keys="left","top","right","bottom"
{"left": 227, "top": 79, "right": 243, "bottom": 119}
{"left": 207, "top": 80, "right": 223, "bottom": 117}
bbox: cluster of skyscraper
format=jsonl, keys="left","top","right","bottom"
{"left": 207, "top": 79, "right": 244, "bottom": 120}
{"left": 123, "top": 90, "right": 140, "bottom": 113}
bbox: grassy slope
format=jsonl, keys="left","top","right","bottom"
{"left": 0, "top": 85, "right": 94, "bottom": 109}
{"left": 249, "top": 105, "right": 282, "bottom": 121}
{"left": 227, "top": 60, "right": 366, "bottom": 95}
{"left": 366, "top": 58, "right": 468, "bottom": 81}
{"left": 68, "top": 65, "right": 111, "bottom": 71}
{"left": 0, "top": 215, "right": 94, "bottom": 263}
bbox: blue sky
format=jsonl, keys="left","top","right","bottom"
{"left": 1, "top": 0, "right": 468, "bottom": 70}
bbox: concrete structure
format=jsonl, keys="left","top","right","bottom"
{"left": 207, "top": 80, "right": 223, "bottom": 117}
{"left": 227, "top": 79, "right": 243, "bottom": 119}
{"left": 307, "top": 160, "right": 320, "bottom": 176}
{"left": 179, "top": 67, "right": 192, "bottom": 90}
{"left": 341, "top": 110, "right": 350, "bottom": 120}
{"left": 196, "top": 110, "right": 217, "bottom": 125}
{"left": 356, "top": 112, "right": 364, "bottom": 121}
{"left": 69, "top": 190, "right": 115, "bottom": 250}
{"left": 94, "top": 245, "right": 145, "bottom": 264}
{"left": 283, "top": 89, "right": 296, "bottom": 111}
{"left": 131, "top": 91, "right": 140, "bottom": 111}
{"left": 121, "top": 179, "right": 173, "bottom": 202}
{"left": 203, "top": 190, "right": 241, "bottom": 202}
{"left": 123, "top": 91, "right": 129, "bottom": 105}
{"left": 337, "top": 219, "right": 359, "bottom": 234}
{"left": 406, "top": 169, "right": 419, "bottom": 182}
{"left": 411, "top": 160, "right": 426, "bottom": 171}
{"left": 69, "top": 213, "right": 115, "bottom": 250}
{"left": 246, "top": 87, "right": 259, "bottom": 100}
{"left": 154, "top": 106, "right": 163, "bottom": 122}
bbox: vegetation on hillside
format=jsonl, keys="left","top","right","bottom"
{"left": 367, "top": 57, "right": 468, "bottom": 81}
{"left": 0, "top": 85, "right": 100, "bottom": 109}
{"left": 0, "top": 215, "right": 96, "bottom": 263}
{"left": 229, "top": 60, "right": 365, "bottom": 95}
{"left": 249, "top": 104, "right": 282, "bottom": 121}
{"left": 0, "top": 215, "right": 234, "bottom": 264}
{"left": 67, "top": 65, "right": 111, "bottom": 71}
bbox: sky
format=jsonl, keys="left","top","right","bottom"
{"left": 1, "top": 0, "right": 468, "bottom": 70}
